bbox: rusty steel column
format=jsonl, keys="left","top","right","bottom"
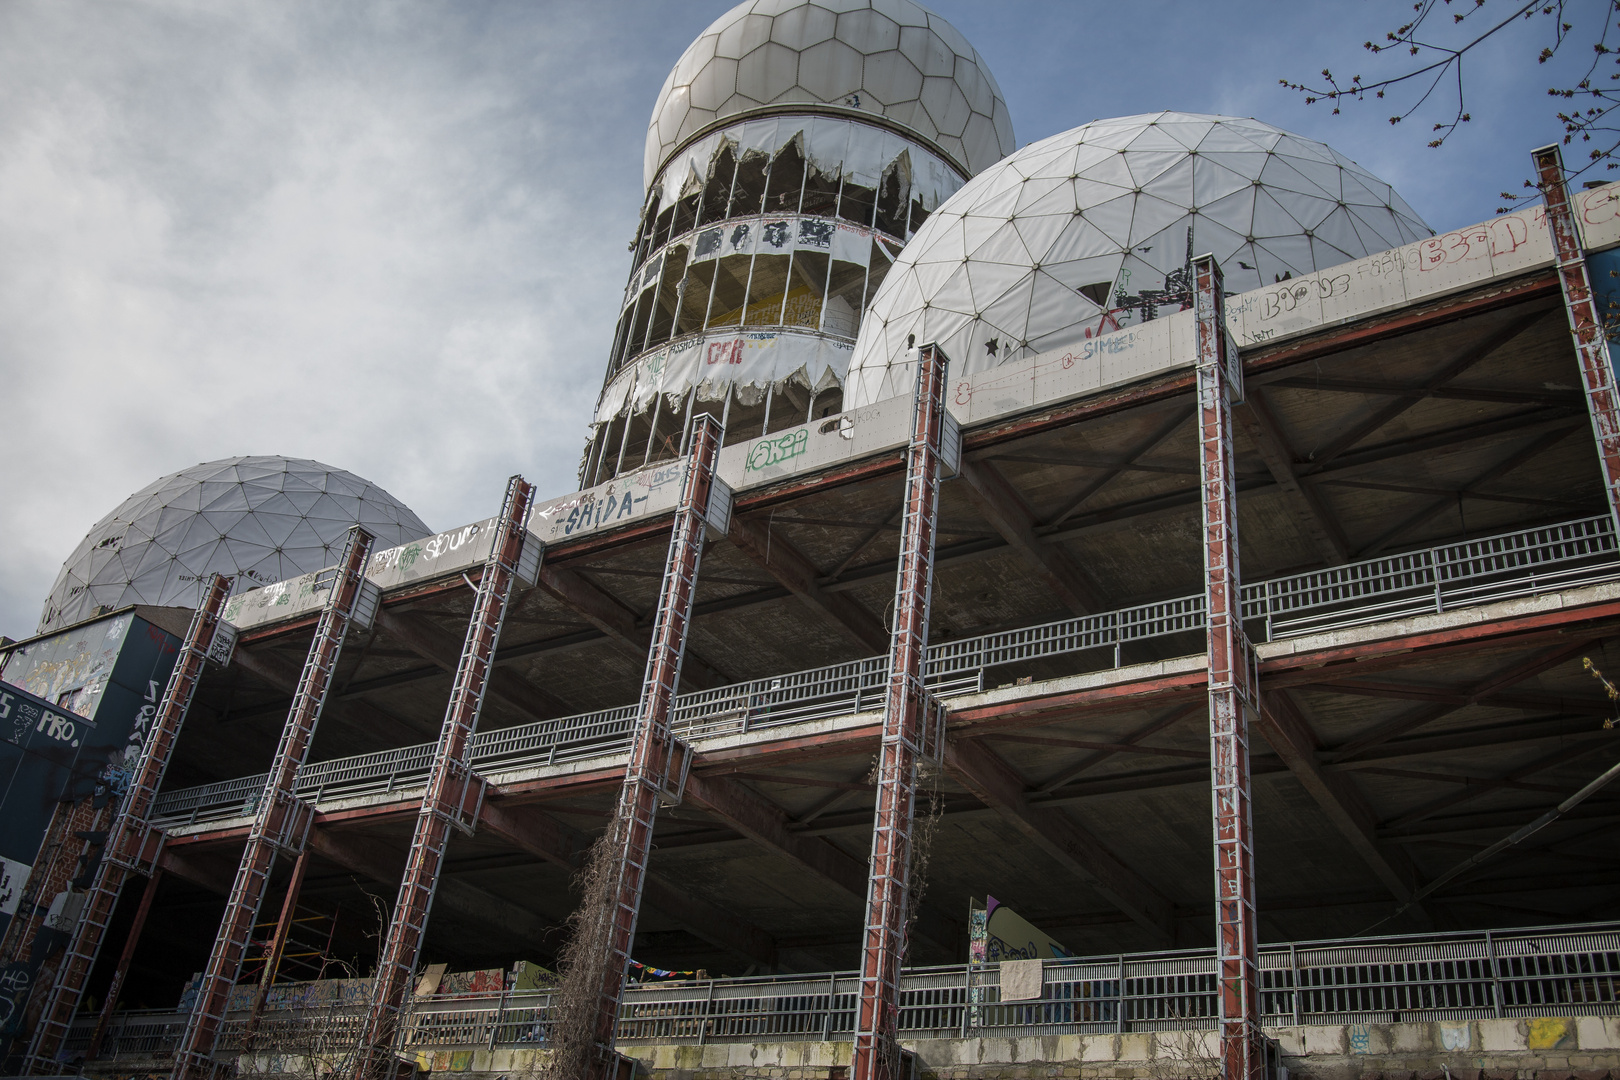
{"left": 1535, "top": 144, "right": 1620, "bottom": 534}
{"left": 241, "top": 849, "right": 310, "bottom": 1048}
{"left": 584, "top": 414, "right": 724, "bottom": 1079}
{"left": 852, "top": 343, "right": 949, "bottom": 1080}
{"left": 24, "top": 574, "right": 234, "bottom": 1073}
{"left": 351, "top": 476, "right": 537, "bottom": 1079}
{"left": 1194, "top": 255, "right": 1263, "bottom": 1080}
{"left": 83, "top": 867, "right": 163, "bottom": 1060}
{"left": 171, "top": 527, "right": 375, "bottom": 1080}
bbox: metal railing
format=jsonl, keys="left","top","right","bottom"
{"left": 153, "top": 515, "right": 1620, "bottom": 826}
{"left": 79, "top": 923, "right": 1619, "bottom": 1062}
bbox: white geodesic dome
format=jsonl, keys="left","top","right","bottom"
{"left": 845, "top": 112, "right": 1433, "bottom": 406}
{"left": 645, "top": 0, "right": 1016, "bottom": 189}
{"left": 40, "top": 456, "right": 431, "bottom": 633}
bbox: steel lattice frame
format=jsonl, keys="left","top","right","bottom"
{"left": 351, "top": 476, "right": 536, "bottom": 1079}
{"left": 1536, "top": 144, "right": 1620, "bottom": 536}
{"left": 1194, "top": 255, "right": 1263, "bottom": 1080}
{"left": 585, "top": 415, "right": 723, "bottom": 1079}
{"left": 23, "top": 574, "right": 233, "bottom": 1074}
{"left": 241, "top": 849, "right": 310, "bottom": 1048}
{"left": 171, "top": 528, "right": 375, "bottom": 1080}
{"left": 853, "top": 344, "right": 948, "bottom": 1080}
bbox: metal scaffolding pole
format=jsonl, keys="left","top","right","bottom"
{"left": 24, "top": 573, "right": 235, "bottom": 1074}
{"left": 1194, "top": 255, "right": 1263, "bottom": 1080}
{"left": 240, "top": 849, "right": 310, "bottom": 1048}
{"left": 853, "top": 344, "right": 950, "bottom": 1080}
{"left": 171, "top": 528, "right": 376, "bottom": 1080}
{"left": 1535, "top": 144, "right": 1620, "bottom": 533}
{"left": 584, "top": 414, "right": 726, "bottom": 1079}
{"left": 351, "top": 476, "right": 538, "bottom": 1080}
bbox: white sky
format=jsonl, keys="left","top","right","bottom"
{"left": 0, "top": 0, "right": 1605, "bottom": 639}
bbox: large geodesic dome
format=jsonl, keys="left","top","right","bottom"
{"left": 845, "top": 112, "right": 1433, "bottom": 406}
{"left": 645, "top": 0, "right": 1016, "bottom": 188}
{"left": 40, "top": 456, "right": 431, "bottom": 633}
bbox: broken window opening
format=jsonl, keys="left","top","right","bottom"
{"left": 906, "top": 196, "right": 929, "bottom": 236}
{"left": 787, "top": 250, "right": 830, "bottom": 331}
{"left": 704, "top": 254, "right": 752, "bottom": 329}
{"left": 633, "top": 191, "right": 663, "bottom": 267}
{"left": 644, "top": 243, "right": 689, "bottom": 350}
{"left": 862, "top": 239, "right": 895, "bottom": 311}
{"left": 874, "top": 152, "right": 912, "bottom": 237}
{"left": 607, "top": 307, "right": 637, "bottom": 377}
{"left": 729, "top": 147, "right": 771, "bottom": 220}
{"left": 650, "top": 202, "right": 677, "bottom": 258}
{"left": 765, "top": 137, "right": 808, "bottom": 217}
{"left": 737, "top": 253, "right": 791, "bottom": 327}
{"left": 839, "top": 179, "right": 877, "bottom": 231}
{"left": 824, "top": 258, "right": 866, "bottom": 338}
{"left": 801, "top": 158, "right": 842, "bottom": 218}
{"left": 676, "top": 260, "right": 716, "bottom": 338}
{"left": 699, "top": 144, "right": 739, "bottom": 229}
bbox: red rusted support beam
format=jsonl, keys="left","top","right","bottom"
{"left": 83, "top": 867, "right": 163, "bottom": 1060}
{"left": 853, "top": 344, "right": 950, "bottom": 1080}
{"left": 1535, "top": 144, "right": 1620, "bottom": 534}
{"left": 241, "top": 849, "right": 310, "bottom": 1047}
{"left": 25, "top": 574, "right": 234, "bottom": 1073}
{"left": 1194, "top": 255, "right": 1263, "bottom": 1080}
{"left": 351, "top": 476, "right": 537, "bottom": 1079}
{"left": 172, "top": 528, "right": 375, "bottom": 1080}
{"left": 584, "top": 414, "right": 725, "bottom": 1079}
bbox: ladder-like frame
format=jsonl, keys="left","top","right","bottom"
{"left": 1194, "top": 255, "right": 1263, "bottom": 1080}
{"left": 852, "top": 344, "right": 949, "bottom": 1080}
{"left": 350, "top": 476, "right": 537, "bottom": 1079}
{"left": 1536, "top": 144, "right": 1620, "bottom": 536}
{"left": 23, "top": 574, "right": 235, "bottom": 1073}
{"left": 584, "top": 414, "right": 724, "bottom": 1078}
{"left": 171, "top": 527, "right": 375, "bottom": 1080}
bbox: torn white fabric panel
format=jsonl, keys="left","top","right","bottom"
{"left": 651, "top": 116, "right": 967, "bottom": 219}
{"left": 597, "top": 330, "right": 854, "bottom": 425}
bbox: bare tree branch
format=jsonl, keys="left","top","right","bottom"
{"left": 1282, "top": 1, "right": 1620, "bottom": 209}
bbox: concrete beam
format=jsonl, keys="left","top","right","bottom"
{"left": 1303, "top": 308, "right": 1550, "bottom": 468}
{"left": 305, "top": 827, "right": 560, "bottom": 949}
{"left": 232, "top": 644, "right": 430, "bottom": 746}
{"left": 476, "top": 799, "right": 778, "bottom": 970}
{"left": 1360, "top": 424, "right": 1579, "bottom": 556}
{"left": 1331, "top": 638, "right": 1598, "bottom": 761}
{"left": 1235, "top": 391, "right": 1350, "bottom": 566}
{"left": 682, "top": 771, "right": 958, "bottom": 960}
{"left": 726, "top": 512, "right": 890, "bottom": 654}
{"left": 944, "top": 737, "right": 1175, "bottom": 944}
{"left": 958, "top": 456, "right": 1108, "bottom": 614}
{"left": 535, "top": 564, "right": 728, "bottom": 688}
{"left": 1257, "top": 690, "right": 1430, "bottom": 920}
{"left": 157, "top": 849, "right": 236, "bottom": 895}
{"left": 373, "top": 607, "right": 570, "bottom": 719}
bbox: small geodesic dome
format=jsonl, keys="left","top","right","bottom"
{"left": 845, "top": 112, "right": 1433, "bottom": 406}
{"left": 39, "top": 456, "right": 430, "bottom": 633}
{"left": 643, "top": 0, "right": 1015, "bottom": 189}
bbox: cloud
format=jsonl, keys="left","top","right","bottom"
{"left": 0, "top": 0, "right": 1593, "bottom": 639}
{"left": 0, "top": 0, "right": 700, "bottom": 637}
